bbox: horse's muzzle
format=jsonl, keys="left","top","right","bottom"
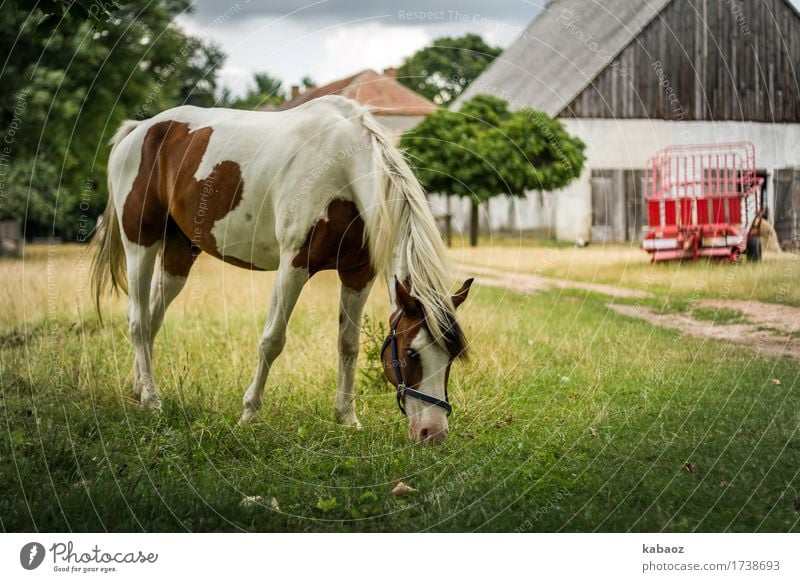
{"left": 409, "top": 421, "right": 449, "bottom": 444}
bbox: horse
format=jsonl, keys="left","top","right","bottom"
{"left": 91, "top": 95, "right": 472, "bottom": 444}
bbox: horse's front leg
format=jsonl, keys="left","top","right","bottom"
{"left": 239, "top": 257, "right": 308, "bottom": 425}
{"left": 334, "top": 276, "right": 375, "bottom": 428}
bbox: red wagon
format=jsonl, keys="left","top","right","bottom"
{"left": 642, "top": 142, "right": 764, "bottom": 262}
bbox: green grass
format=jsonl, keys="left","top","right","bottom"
{"left": 2, "top": 276, "right": 800, "bottom": 532}
{"left": 623, "top": 299, "right": 751, "bottom": 325}
{"left": 690, "top": 307, "right": 749, "bottom": 325}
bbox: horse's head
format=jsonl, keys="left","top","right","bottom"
{"left": 382, "top": 278, "right": 473, "bottom": 444}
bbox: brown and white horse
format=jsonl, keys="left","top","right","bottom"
{"left": 92, "top": 96, "right": 472, "bottom": 444}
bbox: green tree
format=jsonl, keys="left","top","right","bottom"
{"left": 396, "top": 34, "right": 502, "bottom": 106}
{"left": 176, "top": 41, "right": 227, "bottom": 108}
{"left": 253, "top": 73, "right": 283, "bottom": 97}
{"left": 224, "top": 72, "right": 286, "bottom": 110}
{"left": 0, "top": 0, "right": 225, "bottom": 240}
{"left": 400, "top": 95, "right": 586, "bottom": 246}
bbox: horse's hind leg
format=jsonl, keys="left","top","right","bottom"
{"left": 149, "top": 225, "right": 196, "bottom": 345}
{"left": 334, "top": 276, "right": 375, "bottom": 428}
{"left": 239, "top": 255, "right": 308, "bottom": 425}
{"left": 132, "top": 227, "right": 196, "bottom": 402}
{"left": 124, "top": 241, "right": 161, "bottom": 409}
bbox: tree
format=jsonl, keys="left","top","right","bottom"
{"left": 253, "top": 73, "right": 283, "bottom": 97}
{"left": 400, "top": 95, "right": 586, "bottom": 246}
{"left": 396, "top": 34, "right": 502, "bottom": 106}
{"left": 177, "top": 41, "right": 227, "bottom": 108}
{"left": 0, "top": 0, "right": 226, "bottom": 240}
{"left": 223, "top": 72, "right": 286, "bottom": 110}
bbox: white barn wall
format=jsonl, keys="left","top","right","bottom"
{"left": 430, "top": 189, "right": 558, "bottom": 238}
{"left": 555, "top": 117, "right": 675, "bottom": 242}
{"left": 428, "top": 191, "right": 558, "bottom": 239}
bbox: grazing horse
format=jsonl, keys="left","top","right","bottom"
{"left": 91, "top": 96, "right": 472, "bottom": 444}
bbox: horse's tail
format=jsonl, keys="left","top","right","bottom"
{"left": 360, "top": 111, "right": 456, "bottom": 346}
{"left": 91, "top": 119, "right": 139, "bottom": 318}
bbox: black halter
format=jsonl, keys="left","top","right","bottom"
{"left": 380, "top": 311, "right": 452, "bottom": 416}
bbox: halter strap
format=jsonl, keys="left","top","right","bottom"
{"left": 380, "top": 311, "right": 452, "bottom": 416}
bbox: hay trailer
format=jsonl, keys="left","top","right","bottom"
{"left": 642, "top": 142, "right": 764, "bottom": 262}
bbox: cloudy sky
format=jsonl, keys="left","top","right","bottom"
{"left": 177, "top": 0, "right": 800, "bottom": 97}
{"left": 177, "top": 0, "right": 546, "bottom": 96}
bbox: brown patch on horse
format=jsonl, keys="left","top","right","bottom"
{"left": 291, "top": 198, "right": 375, "bottom": 290}
{"left": 121, "top": 121, "right": 172, "bottom": 248}
{"left": 381, "top": 310, "right": 425, "bottom": 390}
{"left": 161, "top": 219, "right": 198, "bottom": 278}
{"left": 122, "top": 121, "right": 261, "bottom": 269}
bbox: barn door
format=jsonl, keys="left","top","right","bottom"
{"left": 591, "top": 171, "right": 614, "bottom": 242}
{"left": 625, "top": 170, "right": 646, "bottom": 241}
{"left": 591, "top": 170, "right": 627, "bottom": 242}
{"left": 773, "top": 169, "right": 800, "bottom": 250}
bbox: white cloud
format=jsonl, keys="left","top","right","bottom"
{"left": 316, "top": 23, "right": 430, "bottom": 83}
{"left": 216, "top": 65, "right": 250, "bottom": 96}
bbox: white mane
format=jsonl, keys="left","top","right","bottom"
{"left": 359, "top": 109, "right": 458, "bottom": 349}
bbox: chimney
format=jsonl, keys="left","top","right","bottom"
{"left": 291, "top": 85, "right": 300, "bottom": 100}
{"left": 383, "top": 67, "right": 396, "bottom": 78}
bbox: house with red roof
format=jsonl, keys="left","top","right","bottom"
{"left": 264, "top": 69, "right": 437, "bottom": 142}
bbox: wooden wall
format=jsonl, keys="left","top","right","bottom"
{"left": 774, "top": 169, "right": 800, "bottom": 248}
{"left": 561, "top": 0, "right": 800, "bottom": 122}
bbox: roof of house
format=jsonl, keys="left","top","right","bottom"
{"left": 455, "top": 0, "right": 672, "bottom": 116}
{"left": 266, "top": 69, "right": 438, "bottom": 116}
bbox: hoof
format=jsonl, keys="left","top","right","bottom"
{"left": 340, "top": 418, "right": 363, "bottom": 430}
{"left": 239, "top": 404, "right": 259, "bottom": 426}
{"left": 335, "top": 409, "right": 362, "bottom": 430}
{"left": 140, "top": 393, "right": 162, "bottom": 412}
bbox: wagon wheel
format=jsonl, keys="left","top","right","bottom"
{"left": 729, "top": 248, "right": 741, "bottom": 263}
{"left": 746, "top": 236, "right": 762, "bottom": 262}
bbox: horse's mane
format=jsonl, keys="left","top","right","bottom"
{"left": 359, "top": 110, "right": 466, "bottom": 358}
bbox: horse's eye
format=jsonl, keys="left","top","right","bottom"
{"left": 404, "top": 348, "right": 419, "bottom": 360}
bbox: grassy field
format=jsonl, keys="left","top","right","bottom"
{"left": 453, "top": 237, "right": 800, "bottom": 307}
{"left": 1, "top": 244, "right": 799, "bottom": 532}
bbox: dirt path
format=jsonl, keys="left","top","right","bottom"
{"left": 696, "top": 299, "right": 800, "bottom": 334}
{"left": 461, "top": 263, "right": 800, "bottom": 360}
{"left": 608, "top": 303, "right": 800, "bottom": 360}
{"left": 458, "top": 263, "right": 651, "bottom": 299}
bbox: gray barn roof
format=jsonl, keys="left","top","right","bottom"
{"left": 456, "top": 0, "right": 672, "bottom": 116}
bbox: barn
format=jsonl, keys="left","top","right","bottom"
{"left": 451, "top": 0, "right": 800, "bottom": 248}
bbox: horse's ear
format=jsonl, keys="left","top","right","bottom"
{"left": 452, "top": 278, "right": 474, "bottom": 309}
{"left": 395, "top": 279, "right": 420, "bottom": 315}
